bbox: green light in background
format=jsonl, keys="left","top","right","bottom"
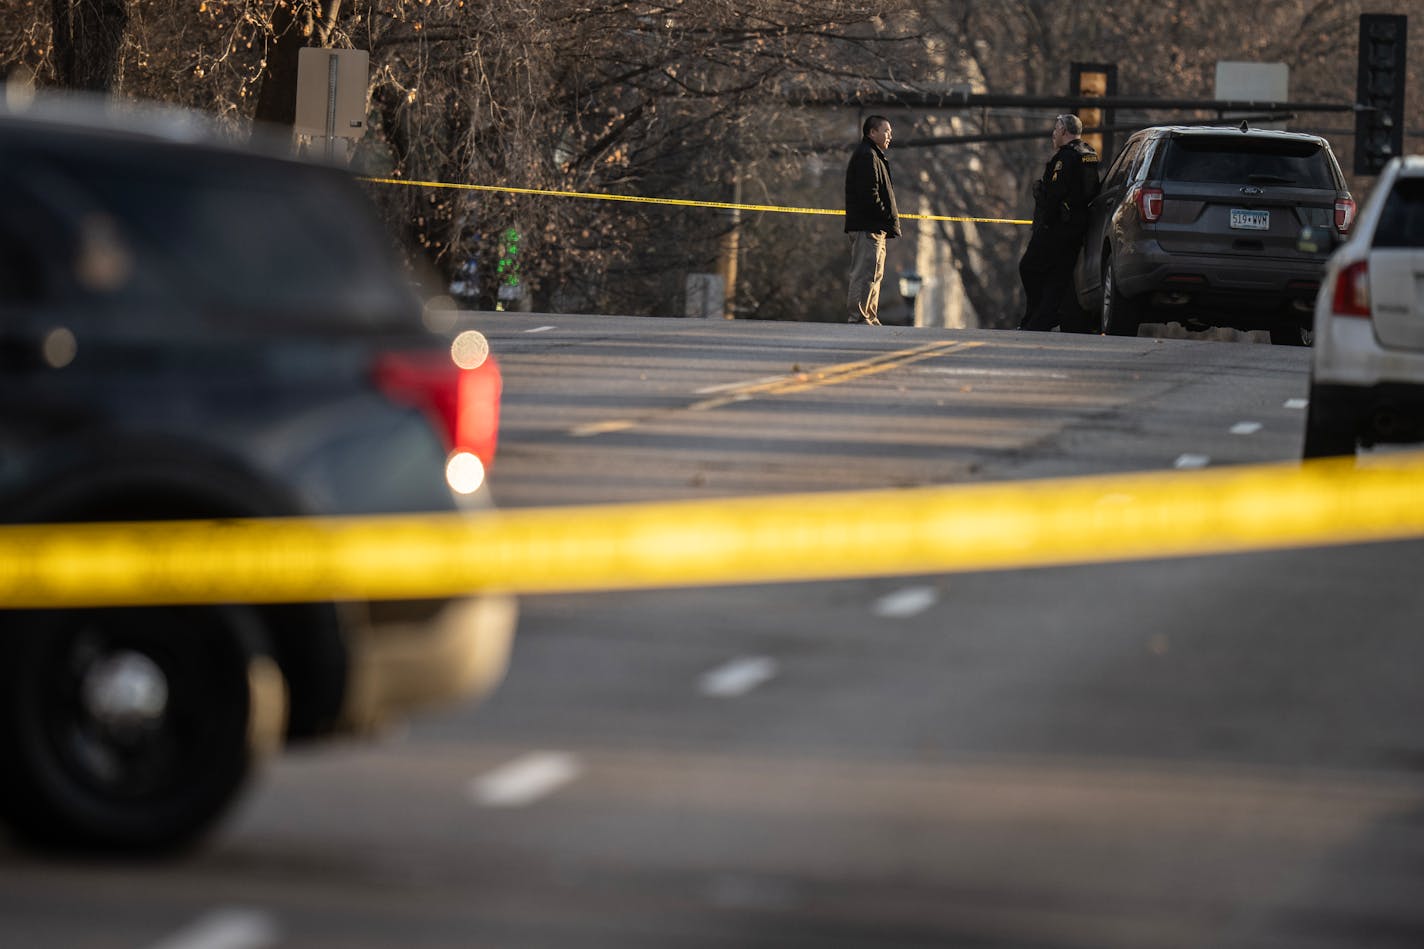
{"left": 496, "top": 227, "right": 520, "bottom": 287}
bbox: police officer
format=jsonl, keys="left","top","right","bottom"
{"left": 1018, "top": 114, "right": 1100, "bottom": 331}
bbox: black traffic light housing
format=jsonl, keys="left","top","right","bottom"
{"left": 1353, "top": 13, "right": 1408, "bottom": 176}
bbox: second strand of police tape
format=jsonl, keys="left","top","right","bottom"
{"left": 361, "top": 176, "right": 1032, "bottom": 227}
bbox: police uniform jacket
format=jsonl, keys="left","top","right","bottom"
{"left": 844, "top": 138, "right": 901, "bottom": 237}
{"left": 1031, "top": 139, "right": 1099, "bottom": 238}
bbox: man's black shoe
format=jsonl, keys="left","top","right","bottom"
{"left": 848, "top": 316, "right": 882, "bottom": 325}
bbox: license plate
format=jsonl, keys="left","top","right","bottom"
{"left": 1230, "top": 209, "right": 1269, "bottom": 230}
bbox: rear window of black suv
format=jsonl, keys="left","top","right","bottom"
{"left": 1159, "top": 136, "right": 1336, "bottom": 189}
{"left": 0, "top": 134, "right": 420, "bottom": 330}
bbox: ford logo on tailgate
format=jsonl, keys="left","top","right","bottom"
{"left": 1240, "top": 186, "right": 1264, "bottom": 196}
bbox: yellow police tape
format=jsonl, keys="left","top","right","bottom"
{"left": 2, "top": 453, "right": 1423, "bottom": 607}
{"left": 362, "top": 176, "right": 1030, "bottom": 226}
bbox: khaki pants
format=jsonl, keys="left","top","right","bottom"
{"left": 846, "top": 230, "right": 886, "bottom": 322}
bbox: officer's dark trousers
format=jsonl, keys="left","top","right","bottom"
{"left": 1018, "top": 227, "right": 1080, "bottom": 332}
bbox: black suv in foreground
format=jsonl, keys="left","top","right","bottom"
{"left": 0, "top": 96, "right": 516, "bottom": 851}
{"left": 1074, "top": 125, "right": 1354, "bottom": 344}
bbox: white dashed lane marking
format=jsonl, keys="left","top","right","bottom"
{"left": 524, "top": 325, "right": 556, "bottom": 333}
{"left": 700, "top": 656, "right": 779, "bottom": 697}
{"left": 1284, "top": 398, "right": 1308, "bottom": 410}
{"left": 872, "top": 585, "right": 939, "bottom": 618}
{"left": 1230, "top": 421, "right": 1263, "bottom": 435}
{"left": 469, "top": 752, "right": 582, "bottom": 807}
{"left": 1174, "top": 454, "right": 1211, "bottom": 469}
{"left": 145, "top": 909, "right": 280, "bottom": 949}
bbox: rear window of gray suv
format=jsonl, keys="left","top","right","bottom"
{"left": 1159, "top": 137, "right": 1336, "bottom": 189}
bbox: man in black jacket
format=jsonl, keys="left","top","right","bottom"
{"left": 1018, "top": 114, "right": 1100, "bottom": 331}
{"left": 844, "top": 115, "right": 901, "bottom": 325}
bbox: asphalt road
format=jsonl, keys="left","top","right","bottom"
{"left": 5, "top": 317, "right": 1423, "bottom": 949}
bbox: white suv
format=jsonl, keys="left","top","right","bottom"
{"left": 1303, "top": 155, "right": 1424, "bottom": 457}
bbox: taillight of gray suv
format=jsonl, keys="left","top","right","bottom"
{"left": 1074, "top": 125, "right": 1354, "bottom": 344}
{"left": 0, "top": 96, "right": 516, "bottom": 852}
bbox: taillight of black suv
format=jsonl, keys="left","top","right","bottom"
{"left": 374, "top": 343, "right": 503, "bottom": 495}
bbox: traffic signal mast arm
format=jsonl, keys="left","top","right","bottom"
{"left": 789, "top": 90, "right": 1363, "bottom": 115}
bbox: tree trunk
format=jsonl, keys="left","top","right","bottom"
{"left": 252, "top": 0, "right": 344, "bottom": 128}
{"left": 51, "top": 0, "right": 129, "bottom": 91}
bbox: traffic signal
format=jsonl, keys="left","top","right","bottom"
{"left": 495, "top": 227, "right": 522, "bottom": 308}
{"left": 1070, "top": 63, "right": 1117, "bottom": 160}
{"left": 1353, "top": 13, "right": 1408, "bottom": 176}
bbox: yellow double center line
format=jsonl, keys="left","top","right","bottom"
{"left": 570, "top": 341, "right": 980, "bottom": 435}
{"left": 693, "top": 340, "right": 982, "bottom": 407}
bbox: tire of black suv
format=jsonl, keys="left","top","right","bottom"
{"left": 1301, "top": 391, "right": 1357, "bottom": 459}
{"left": 1059, "top": 306, "right": 1097, "bottom": 334}
{"left": 1270, "top": 322, "right": 1315, "bottom": 347}
{"left": 1100, "top": 257, "right": 1140, "bottom": 337}
{"left": 0, "top": 605, "right": 288, "bottom": 853}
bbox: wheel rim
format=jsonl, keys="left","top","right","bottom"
{"left": 81, "top": 650, "right": 169, "bottom": 732}
{"left": 36, "top": 610, "right": 254, "bottom": 806}
{"left": 3, "top": 606, "right": 282, "bottom": 850}
{"left": 48, "top": 626, "right": 196, "bottom": 800}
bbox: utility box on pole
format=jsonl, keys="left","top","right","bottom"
{"left": 684, "top": 274, "right": 725, "bottom": 319}
{"left": 294, "top": 48, "right": 369, "bottom": 159}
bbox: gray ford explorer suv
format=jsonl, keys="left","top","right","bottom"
{"left": 0, "top": 95, "right": 517, "bottom": 852}
{"left": 1074, "top": 125, "right": 1354, "bottom": 344}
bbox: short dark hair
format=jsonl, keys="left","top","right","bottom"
{"left": 863, "top": 115, "right": 890, "bottom": 138}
